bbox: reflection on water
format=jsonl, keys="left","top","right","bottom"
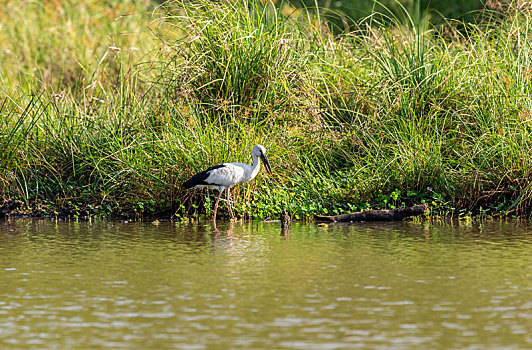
{"left": 0, "top": 219, "right": 531, "bottom": 349}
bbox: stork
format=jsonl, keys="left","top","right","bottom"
{"left": 183, "top": 145, "right": 272, "bottom": 226}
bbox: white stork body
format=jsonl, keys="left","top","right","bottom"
{"left": 183, "top": 145, "right": 272, "bottom": 226}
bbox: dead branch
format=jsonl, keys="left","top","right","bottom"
{"left": 315, "top": 203, "right": 429, "bottom": 223}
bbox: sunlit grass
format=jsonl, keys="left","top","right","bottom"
{"left": 0, "top": 0, "right": 157, "bottom": 97}
{"left": 1, "top": 0, "right": 532, "bottom": 220}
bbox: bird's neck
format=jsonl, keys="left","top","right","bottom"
{"left": 249, "top": 154, "right": 261, "bottom": 180}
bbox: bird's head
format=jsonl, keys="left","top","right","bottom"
{"left": 252, "top": 144, "right": 272, "bottom": 175}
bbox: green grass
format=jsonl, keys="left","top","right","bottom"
{"left": 1, "top": 0, "right": 532, "bottom": 221}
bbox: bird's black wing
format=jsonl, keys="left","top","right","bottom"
{"left": 182, "top": 164, "right": 226, "bottom": 189}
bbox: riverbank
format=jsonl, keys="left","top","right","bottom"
{"left": 1, "top": 1, "right": 532, "bottom": 221}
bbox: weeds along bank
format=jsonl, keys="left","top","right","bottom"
{"left": 1, "top": 0, "right": 532, "bottom": 220}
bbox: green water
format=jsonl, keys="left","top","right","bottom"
{"left": 0, "top": 219, "right": 530, "bottom": 349}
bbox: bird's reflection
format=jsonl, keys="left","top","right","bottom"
{"left": 212, "top": 219, "right": 237, "bottom": 241}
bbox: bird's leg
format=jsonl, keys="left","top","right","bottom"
{"left": 226, "top": 187, "right": 235, "bottom": 219}
{"left": 213, "top": 189, "right": 224, "bottom": 228}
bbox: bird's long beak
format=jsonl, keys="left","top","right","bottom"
{"left": 261, "top": 154, "right": 272, "bottom": 175}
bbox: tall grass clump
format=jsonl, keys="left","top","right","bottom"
{"left": 0, "top": 0, "right": 162, "bottom": 215}
{"left": 159, "top": 0, "right": 324, "bottom": 123}
{"left": 336, "top": 1, "right": 532, "bottom": 215}
{"left": 452, "top": 5, "right": 532, "bottom": 214}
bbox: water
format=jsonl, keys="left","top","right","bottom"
{"left": 0, "top": 219, "right": 530, "bottom": 349}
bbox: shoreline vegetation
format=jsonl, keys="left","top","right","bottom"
{"left": 1, "top": 0, "right": 532, "bottom": 222}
